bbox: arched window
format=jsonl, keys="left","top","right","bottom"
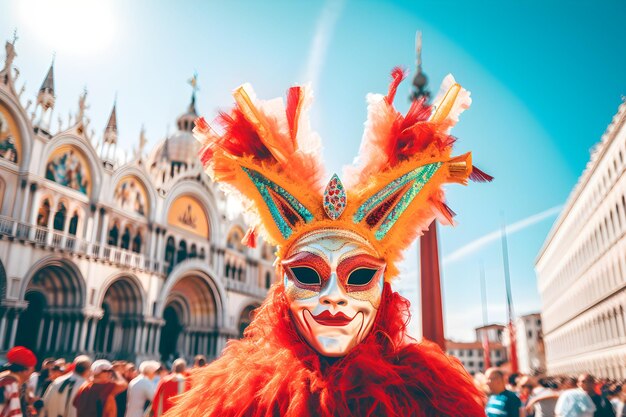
{"left": 225, "top": 263, "right": 231, "bottom": 278}
{"left": 199, "top": 247, "right": 206, "bottom": 260}
{"left": 190, "top": 244, "right": 198, "bottom": 259}
{"left": 265, "top": 272, "right": 271, "bottom": 289}
{"left": 120, "top": 227, "right": 131, "bottom": 250}
{"left": 68, "top": 211, "right": 79, "bottom": 236}
{"left": 238, "top": 267, "right": 244, "bottom": 282}
{"left": 108, "top": 222, "right": 120, "bottom": 246}
{"left": 53, "top": 202, "right": 67, "bottom": 231}
{"left": 132, "top": 233, "right": 142, "bottom": 253}
{"left": 37, "top": 199, "right": 51, "bottom": 227}
{"left": 177, "top": 240, "right": 187, "bottom": 264}
{"left": 165, "top": 237, "right": 176, "bottom": 268}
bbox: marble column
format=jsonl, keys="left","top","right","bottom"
{"left": 0, "top": 313, "right": 8, "bottom": 349}
{"left": 88, "top": 319, "right": 98, "bottom": 352}
{"left": 139, "top": 324, "right": 148, "bottom": 354}
{"left": 154, "top": 326, "right": 162, "bottom": 356}
{"left": 103, "top": 323, "right": 111, "bottom": 353}
{"left": 99, "top": 211, "right": 110, "bottom": 248}
{"left": 36, "top": 316, "right": 46, "bottom": 351}
{"left": 64, "top": 317, "right": 72, "bottom": 351}
{"left": 134, "top": 322, "right": 143, "bottom": 352}
{"left": 46, "top": 317, "right": 56, "bottom": 351}
{"left": 148, "top": 227, "right": 158, "bottom": 267}
{"left": 54, "top": 319, "right": 65, "bottom": 352}
{"left": 14, "top": 180, "right": 30, "bottom": 221}
{"left": 111, "top": 323, "right": 120, "bottom": 353}
{"left": 79, "top": 318, "right": 89, "bottom": 352}
{"left": 147, "top": 325, "right": 155, "bottom": 354}
{"left": 28, "top": 189, "right": 41, "bottom": 226}
{"left": 8, "top": 312, "right": 21, "bottom": 349}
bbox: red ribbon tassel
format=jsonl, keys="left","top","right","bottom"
{"left": 242, "top": 227, "right": 257, "bottom": 249}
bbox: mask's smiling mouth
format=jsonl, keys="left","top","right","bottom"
{"left": 310, "top": 310, "right": 354, "bottom": 326}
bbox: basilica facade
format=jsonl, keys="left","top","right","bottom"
{"left": 0, "top": 37, "right": 273, "bottom": 364}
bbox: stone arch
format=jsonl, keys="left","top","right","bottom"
{"left": 16, "top": 257, "right": 86, "bottom": 354}
{"left": 95, "top": 273, "right": 146, "bottom": 315}
{"left": 157, "top": 262, "right": 226, "bottom": 360}
{"left": 157, "top": 262, "right": 224, "bottom": 327}
{"left": 40, "top": 135, "right": 103, "bottom": 199}
{"left": 20, "top": 257, "right": 86, "bottom": 307}
{"left": 0, "top": 91, "right": 33, "bottom": 170}
{"left": 227, "top": 224, "right": 246, "bottom": 253}
{"left": 93, "top": 274, "right": 145, "bottom": 356}
{"left": 162, "top": 181, "right": 219, "bottom": 242}
{"left": 110, "top": 167, "right": 156, "bottom": 221}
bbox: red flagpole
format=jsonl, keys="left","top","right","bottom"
{"left": 420, "top": 221, "right": 445, "bottom": 350}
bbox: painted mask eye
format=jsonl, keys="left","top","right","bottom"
{"left": 347, "top": 268, "right": 378, "bottom": 286}
{"left": 290, "top": 266, "right": 321, "bottom": 285}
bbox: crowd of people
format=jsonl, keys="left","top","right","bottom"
{"left": 0, "top": 346, "right": 205, "bottom": 417}
{"left": 3, "top": 345, "right": 626, "bottom": 417}
{"left": 480, "top": 367, "right": 626, "bottom": 417}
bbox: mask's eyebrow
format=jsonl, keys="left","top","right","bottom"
{"left": 281, "top": 251, "right": 331, "bottom": 281}
{"left": 336, "top": 253, "right": 385, "bottom": 278}
{"left": 285, "top": 246, "right": 329, "bottom": 265}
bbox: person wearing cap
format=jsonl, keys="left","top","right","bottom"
{"left": 151, "top": 359, "right": 190, "bottom": 417}
{"left": 0, "top": 346, "right": 37, "bottom": 417}
{"left": 41, "top": 355, "right": 91, "bottom": 417}
{"left": 125, "top": 361, "right": 159, "bottom": 417}
{"left": 73, "top": 359, "right": 128, "bottom": 417}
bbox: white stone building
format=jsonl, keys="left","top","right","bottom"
{"left": 0, "top": 37, "right": 273, "bottom": 364}
{"left": 512, "top": 313, "right": 545, "bottom": 375}
{"left": 535, "top": 99, "right": 626, "bottom": 378}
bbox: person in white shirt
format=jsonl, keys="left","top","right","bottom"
{"left": 555, "top": 375, "right": 597, "bottom": 417}
{"left": 41, "top": 355, "right": 91, "bottom": 417}
{"left": 125, "top": 361, "right": 160, "bottom": 417}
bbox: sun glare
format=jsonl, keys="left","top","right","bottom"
{"left": 17, "top": 0, "right": 117, "bottom": 55}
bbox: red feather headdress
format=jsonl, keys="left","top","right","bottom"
{"left": 194, "top": 70, "right": 491, "bottom": 279}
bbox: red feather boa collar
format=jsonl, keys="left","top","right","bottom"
{"left": 165, "top": 284, "right": 485, "bottom": 417}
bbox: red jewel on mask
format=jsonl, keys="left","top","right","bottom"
{"left": 323, "top": 174, "right": 347, "bottom": 220}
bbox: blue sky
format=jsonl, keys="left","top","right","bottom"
{"left": 2, "top": 0, "right": 625, "bottom": 340}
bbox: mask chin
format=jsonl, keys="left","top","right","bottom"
{"left": 282, "top": 229, "right": 384, "bottom": 357}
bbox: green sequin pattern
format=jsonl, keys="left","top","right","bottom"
{"left": 242, "top": 167, "right": 315, "bottom": 239}
{"left": 352, "top": 163, "right": 441, "bottom": 240}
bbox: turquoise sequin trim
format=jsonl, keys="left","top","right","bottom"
{"left": 241, "top": 167, "right": 314, "bottom": 239}
{"left": 352, "top": 163, "right": 441, "bottom": 240}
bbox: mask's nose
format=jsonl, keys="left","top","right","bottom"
{"left": 319, "top": 273, "right": 348, "bottom": 307}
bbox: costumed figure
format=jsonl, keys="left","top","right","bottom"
{"left": 166, "top": 68, "right": 493, "bottom": 417}
{"left": 0, "top": 346, "right": 37, "bottom": 417}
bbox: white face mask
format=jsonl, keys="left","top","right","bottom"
{"left": 282, "top": 229, "right": 385, "bottom": 357}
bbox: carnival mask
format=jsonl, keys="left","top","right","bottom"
{"left": 195, "top": 72, "right": 489, "bottom": 356}
{"left": 282, "top": 229, "right": 385, "bottom": 357}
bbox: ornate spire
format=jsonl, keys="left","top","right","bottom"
{"left": 39, "top": 59, "right": 55, "bottom": 94}
{"left": 134, "top": 124, "right": 147, "bottom": 161}
{"left": 76, "top": 87, "right": 89, "bottom": 123}
{"left": 187, "top": 72, "right": 199, "bottom": 115}
{"left": 36, "top": 58, "right": 55, "bottom": 111}
{"left": 1, "top": 30, "right": 18, "bottom": 85}
{"left": 410, "top": 31, "right": 430, "bottom": 102}
{"left": 177, "top": 73, "right": 199, "bottom": 132}
{"left": 104, "top": 99, "right": 118, "bottom": 145}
